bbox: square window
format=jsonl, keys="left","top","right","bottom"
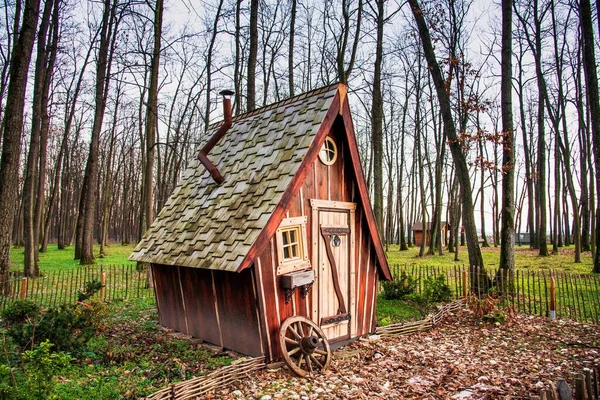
{"left": 281, "top": 227, "right": 301, "bottom": 261}
{"left": 276, "top": 216, "right": 311, "bottom": 275}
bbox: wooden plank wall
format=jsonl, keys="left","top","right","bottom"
{"left": 152, "top": 264, "right": 263, "bottom": 357}
{"left": 256, "top": 119, "right": 381, "bottom": 362}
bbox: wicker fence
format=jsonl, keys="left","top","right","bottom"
{"left": 144, "top": 357, "right": 266, "bottom": 400}
{"left": 0, "top": 264, "right": 153, "bottom": 309}
{"left": 387, "top": 264, "right": 600, "bottom": 324}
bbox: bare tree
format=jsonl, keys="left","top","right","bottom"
{"left": 579, "top": 0, "right": 600, "bottom": 272}
{"left": 0, "top": 0, "right": 41, "bottom": 290}
{"left": 498, "top": 0, "right": 515, "bottom": 274}
{"left": 247, "top": 0, "right": 258, "bottom": 111}
{"left": 75, "top": 0, "right": 120, "bottom": 264}
{"left": 23, "top": 0, "right": 55, "bottom": 276}
{"left": 408, "top": 0, "right": 486, "bottom": 288}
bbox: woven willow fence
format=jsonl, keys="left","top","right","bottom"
{"left": 376, "top": 298, "right": 465, "bottom": 337}
{"left": 145, "top": 357, "right": 266, "bottom": 400}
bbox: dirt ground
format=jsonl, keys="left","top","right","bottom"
{"left": 208, "top": 309, "right": 600, "bottom": 399}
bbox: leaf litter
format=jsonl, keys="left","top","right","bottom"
{"left": 211, "top": 309, "right": 600, "bottom": 399}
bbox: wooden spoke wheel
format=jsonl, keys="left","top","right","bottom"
{"left": 279, "top": 316, "right": 331, "bottom": 377}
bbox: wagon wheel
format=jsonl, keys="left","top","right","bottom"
{"left": 279, "top": 316, "right": 331, "bottom": 377}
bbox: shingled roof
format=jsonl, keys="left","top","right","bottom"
{"left": 130, "top": 84, "right": 341, "bottom": 272}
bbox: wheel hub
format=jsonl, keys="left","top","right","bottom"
{"left": 300, "top": 336, "right": 319, "bottom": 354}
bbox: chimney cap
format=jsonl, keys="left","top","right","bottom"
{"left": 219, "top": 89, "right": 235, "bottom": 97}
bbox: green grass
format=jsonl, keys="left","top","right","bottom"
{"left": 9, "top": 243, "right": 136, "bottom": 272}
{"left": 386, "top": 244, "right": 595, "bottom": 274}
{"left": 376, "top": 296, "right": 425, "bottom": 326}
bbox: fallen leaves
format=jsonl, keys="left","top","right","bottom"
{"left": 213, "top": 310, "right": 600, "bottom": 399}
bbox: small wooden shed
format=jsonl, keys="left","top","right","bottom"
{"left": 411, "top": 221, "right": 448, "bottom": 247}
{"left": 130, "top": 83, "right": 391, "bottom": 367}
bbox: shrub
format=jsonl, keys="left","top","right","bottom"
{"left": 35, "top": 305, "right": 98, "bottom": 353}
{"left": 1, "top": 300, "right": 42, "bottom": 350}
{"left": 1, "top": 300, "right": 40, "bottom": 324}
{"left": 21, "top": 340, "right": 72, "bottom": 400}
{"left": 467, "top": 294, "right": 500, "bottom": 317}
{"left": 423, "top": 275, "right": 452, "bottom": 303}
{"left": 381, "top": 273, "right": 419, "bottom": 300}
{"left": 481, "top": 311, "right": 506, "bottom": 324}
{"left": 2, "top": 302, "right": 101, "bottom": 354}
{"left": 77, "top": 279, "right": 103, "bottom": 302}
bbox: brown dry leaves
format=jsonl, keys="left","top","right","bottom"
{"left": 213, "top": 310, "right": 600, "bottom": 399}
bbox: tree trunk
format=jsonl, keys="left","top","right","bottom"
{"left": 371, "top": 0, "right": 384, "bottom": 239}
{"left": 516, "top": 39, "right": 536, "bottom": 250}
{"left": 498, "top": 11, "right": 517, "bottom": 275}
{"left": 288, "top": 0, "right": 296, "bottom": 96}
{"left": 76, "top": 0, "right": 116, "bottom": 265}
{"left": 247, "top": 0, "right": 258, "bottom": 112}
{"left": 579, "top": 0, "right": 600, "bottom": 272}
{"left": 478, "top": 135, "right": 490, "bottom": 248}
{"left": 0, "top": 0, "right": 41, "bottom": 292}
{"left": 23, "top": 0, "right": 53, "bottom": 276}
{"left": 408, "top": 0, "right": 486, "bottom": 287}
{"left": 36, "top": 0, "right": 59, "bottom": 254}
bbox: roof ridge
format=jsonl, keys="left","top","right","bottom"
{"left": 207, "top": 82, "right": 340, "bottom": 130}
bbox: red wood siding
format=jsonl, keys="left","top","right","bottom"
{"left": 153, "top": 264, "right": 187, "bottom": 333}
{"left": 213, "top": 268, "right": 262, "bottom": 357}
{"left": 179, "top": 267, "right": 221, "bottom": 346}
{"left": 152, "top": 264, "right": 262, "bottom": 357}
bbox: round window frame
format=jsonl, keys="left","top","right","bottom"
{"left": 318, "top": 137, "right": 338, "bottom": 166}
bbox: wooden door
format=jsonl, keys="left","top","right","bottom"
{"left": 310, "top": 200, "right": 356, "bottom": 342}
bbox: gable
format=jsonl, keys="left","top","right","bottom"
{"left": 236, "top": 90, "right": 391, "bottom": 280}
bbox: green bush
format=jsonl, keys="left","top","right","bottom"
{"left": 1, "top": 300, "right": 101, "bottom": 354}
{"left": 423, "top": 275, "right": 452, "bottom": 303}
{"left": 1, "top": 301, "right": 42, "bottom": 351}
{"left": 0, "top": 300, "right": 40, "bottom": 324}
{"left": 77, "top": 279, "right": 103, "bottom": 302}
{"left": 381, "top": 273, "right": 419, "bottom": 300}
{"left": 21, "top": 340, "right": 72, "bottom": 400}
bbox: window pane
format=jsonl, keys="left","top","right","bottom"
{"left": 289, "top": 229, "right": 296, "bottom": 243}
{"left": 283, "top": 246, "right": 289, "bottom": 259}
{"left": 282, "top": 231, "right": 289, "bottom": 245}
{"left": 291, "top": 244, "right": 298, "bottom": 258}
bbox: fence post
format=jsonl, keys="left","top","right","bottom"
{"left": 20, "top": 278, "right": 27, "bottom": 300}
{"left": 549, "top": 277, "right": 556, "bottom": 319}
{"left": 100, "top": 272, "right": 106, "bottom": 302}
{"left": 575, "top": 374, "right": 585, "bottom": 400}
{"left": 462, "top": 269, "right": 468, "bottom": 298}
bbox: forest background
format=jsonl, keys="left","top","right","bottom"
{"left": 0, "top": 0, "right": 599, "bottom": 284}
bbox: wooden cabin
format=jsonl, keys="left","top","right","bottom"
{"left": 411, "top": 221, "right": 448, "bottom": 247}
{"left": 130, "top": 83, "right": 391, "bottom": 364}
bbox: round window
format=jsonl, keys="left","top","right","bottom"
{"left": 318, "top": 137, "right": 337, "bottom": 165}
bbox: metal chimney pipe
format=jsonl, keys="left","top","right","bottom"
{"left": 198, "top": 90, "right": 234, "bottom": 185}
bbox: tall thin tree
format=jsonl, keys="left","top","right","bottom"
{"left": 579, "top": 0, "right": 600, "bottom": 273}
{"left": 499, "top": 0, "right": 515, "bottom": 275}
{"left": 408, "top": 0, "right": 486, "bottom": 288}
{"left": 0, "top": 0, "right": 41, "bottom": 290}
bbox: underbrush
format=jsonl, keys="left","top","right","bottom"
{"left": 0, "top": 295, "right": 231, "bottom": 399}
{"left": 377, "top": 273, "right": 453, "bottom": 326}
